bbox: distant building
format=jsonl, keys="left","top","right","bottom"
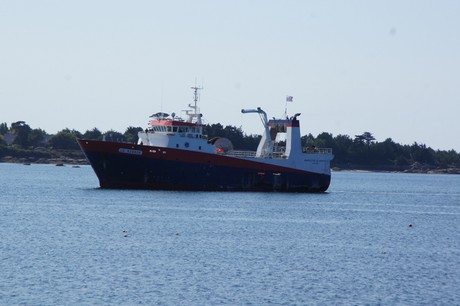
{"left": 3, "top": 133, "right": 16, "bottom": 145}
{"left": 42, "top": 134, "right": 52, "bottom": 145}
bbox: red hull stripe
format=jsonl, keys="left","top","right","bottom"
{"left": 150, "top": 120, "right": 201, "bottom": 127}
{"left": 78, "top": 139, "right": 314, "bottom": 174}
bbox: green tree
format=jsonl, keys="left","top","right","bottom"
{"left": 301, "top": 133, "right": 316, "bottom": 147}
{"left": 11, "top": 121, "right": 32, "bottom": 148}
{"left": 103, "top": 130, "right": 126, "bottom": 142}
{"left": 315, "top": 132, "right": 334, "bottom": 148}
{"left": 409, "top": 142, "right": 435, "bottom": 164}
{"left": 29, "top": 128, "right": 47, "bottom": 147}
{"left": 204, "top": 124, "right": 250, "bottom": 149}
{"left": 0, "top": 122, "right": 8, "bottom": 135}
{"left": 355, "top": 132, "right": 375, "bottom": 147}
{"left": 353, "top": 132, "right": 376, "bottom": 163}
{"left": 332, "top": 134, "right": 354, "bottom": 164}
{"left": 83, "top": 128, "right": 103, "bottom": 140}
{"left": 435, "top": 149, "right": 460, "bottom": 168}
{"left": 124, "top": 126, "right": 143, "bottom": 143}
{"left": 240, "top": 134, "right": 261, "bottom": 151}
{"left": 49, "top": 129, "right": 82, "bottom": 150}
{"left": 369, "top": 138, "right": 399, "bottom": 165}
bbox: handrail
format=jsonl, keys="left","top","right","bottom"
{"left": 223, "top": 147, "right": 332, "bottom": 159}
{"left": 303, "top": 148, "right": 333, "bottom": 154}
{"left": 225, "top": 150, "right": 257, "bottom": 158}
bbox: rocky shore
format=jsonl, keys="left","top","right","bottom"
{"left": 0, "top": 156, "right": 88, "bottom": 165}
{"left": 332, "top": 161, "right": 460, "bottom": 174}
{"left": 332, "top": 168, "right": 460, "bottom": 174}
{"left": 402, "top": 162, "right": 460, "bottom": 174}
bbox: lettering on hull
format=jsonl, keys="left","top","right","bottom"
{"left": 119, "top": 148, "right": 143, "bottom": 155}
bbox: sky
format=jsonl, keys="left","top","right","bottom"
{"left": 1, "top": 0, "right": 459, "bottom": 151}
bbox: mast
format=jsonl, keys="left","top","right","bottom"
{"left": 187, "top": 85, "right": 203, "bottom": 124}
{"left": 190, "top": 86, "right": 202, "bottom": 115}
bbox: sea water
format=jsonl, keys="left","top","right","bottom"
{"left": 1, "top": 163, "right": 459, "bottom": 305}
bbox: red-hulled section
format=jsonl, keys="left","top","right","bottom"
{"left": 78, "top": 139, "right": 331, "bottom": 192}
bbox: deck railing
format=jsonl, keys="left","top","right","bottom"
{"left": 226, "top": 150, "right": 257, "bottom": 158}
{"left": 303, "top": 147, "right": 333, "bottom": 154}
{"left": 223, "top": 147, "right": 332, "bottom": 159}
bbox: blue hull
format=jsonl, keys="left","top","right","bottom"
{"left": 79, "top": 140, "right": 331, "bottom": 192}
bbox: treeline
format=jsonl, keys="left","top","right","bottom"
{"left": 0, "top": 121, "right": 143, "bottom": 161}
{"left": 1, "top": 121, "right": 459, "bottom": 170}
{"left": 204, "top": 125, "right": 460, "bottom": 170}
{"left": 0, "top": 121, "right": 259, "bottom": 151}
{"left": 0, "top": 121, "right": 142, "bottom": 150}
{"left": 302, "top": 132, "right": 460, "bottom": 170}
{"left": 204, "top": 123, "right": 261, "bottom": 150}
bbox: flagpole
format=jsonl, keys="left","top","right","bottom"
{"left": 284, "top": 96, "right": 288, "bottom": 119}
{"left": 285, "top": 95, "right": 293, "bottom": 119}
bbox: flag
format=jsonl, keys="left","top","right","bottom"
{"left": 286, "top": 95, "right": 293, "bottom": 102}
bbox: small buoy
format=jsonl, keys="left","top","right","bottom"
{"left": 408, "top": 224, "right": 413, "bottom": 228}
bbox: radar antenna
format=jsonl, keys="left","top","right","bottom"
{"left": 190, "top": 86, "right": 203, "bottom": 116}
{"left": 186, "top": 85, "right": 203, "bottom": 124}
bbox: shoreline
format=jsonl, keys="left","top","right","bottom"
{"left": 0, "top": 156, "right": 88, "bottom": 166}
{"left": 331, "top": 167, "right": 460, "bottom": 175}
{"left": 1, "top": 158, "right": 459, "bottom": 174}
{"left": 332, "top": 169, "right": 460, "bottom": 175}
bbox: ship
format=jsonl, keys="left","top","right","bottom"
{"left": 77, "top": 87, "right": 334, "bottom": 192}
